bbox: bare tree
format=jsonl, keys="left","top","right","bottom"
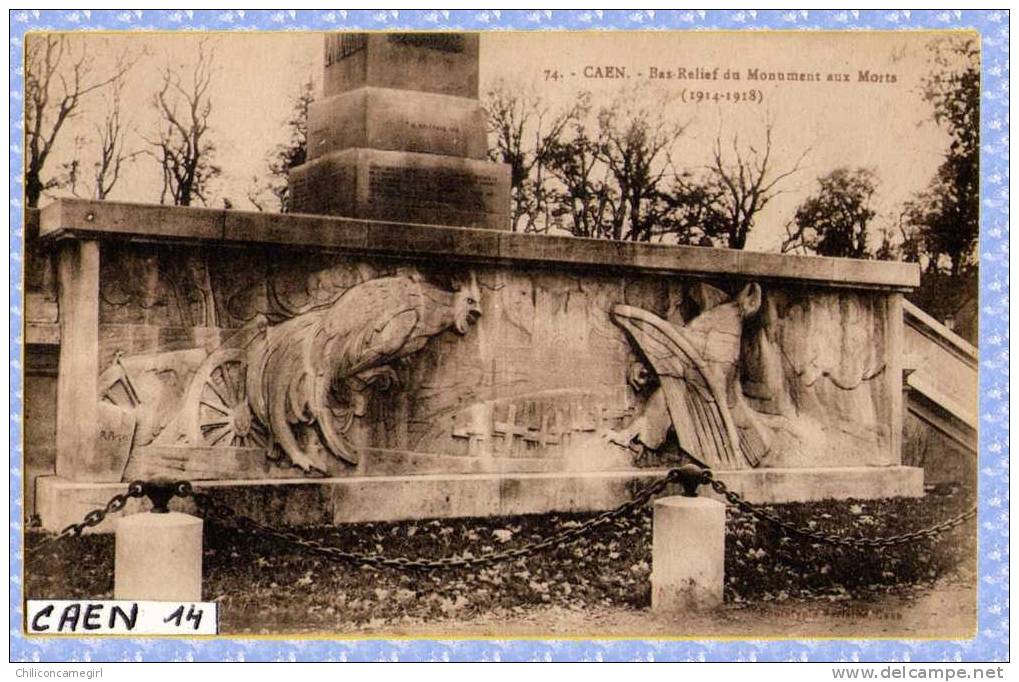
{"left": 145, "top": 39, "right": 220, "bottom": 206}
{"left": 24, "top": 34, "right": 134, "bottom": 207}
{"left": 91, "top": 81, "right": 141, "bottom": 199}
{"left": 245, "top": 174, "right": 269, "bottom": 213}
{"left": 706, "top": 122, "right": 810, "bottom": 249}
{"left": 485, "top": 81, "right": 585, "bottom": 233}
{"left": 63, "top": 80, "right": 141, "bottom": 200}
{"left": 591, "top": 92, "right": 687, "bottom": 241}
{"left": 542, "top": 88, "right": 688, "bottom": 242}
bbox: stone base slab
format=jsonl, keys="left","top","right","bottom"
{"left": 289, "top": 147, "right": 511, "bottom": 230}
{"left": 35, "top": 466, "right": 923, "bottom": 533}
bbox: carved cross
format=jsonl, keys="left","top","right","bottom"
{"left": 451, "top": 403, "right": 488, "bottom": 455}
{"left": 492, "top": 404, "right": 528, "bottom": 455}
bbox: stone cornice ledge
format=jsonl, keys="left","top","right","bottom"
{"left": 39, "top": 198, "right": 919, "bottom": 291}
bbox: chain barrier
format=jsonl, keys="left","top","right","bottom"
{"left": 175, "top": 471, "right": 684, "bottom": 570}
{"left": 701, "top": 469, "right": 977, "bottom": 548}
{"left": 26, "top": 466, "right": 976, "bottom": 565}
{"left": 25, "top": 481, "right": 148, "bottom": 556}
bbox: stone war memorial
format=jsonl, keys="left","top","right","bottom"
{"left": 26, "top": 31, "right": 930, "bottom": 532}
{"left": 21, "top": 29, "right": 980, "bottom": 640}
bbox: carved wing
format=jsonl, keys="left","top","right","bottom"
{"left": 610, "top": 304, "right": 751, "bottom": 470}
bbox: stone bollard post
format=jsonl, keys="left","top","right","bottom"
{"left": 651, "top": 495, "right": 726, "bottom": 613}
{"left": 114, "top": 485, "right": 203, "bottom": 601}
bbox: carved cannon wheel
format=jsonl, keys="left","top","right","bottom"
{"left": 182, "top": 347, "right": 270, "bottom": 449}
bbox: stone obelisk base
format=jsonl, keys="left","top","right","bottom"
{"left": 290, "top": 148, "right": 511, "bottom": 230}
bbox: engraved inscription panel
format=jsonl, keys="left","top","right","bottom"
{"left": 388, "top": 33, "right": 465, "bottom": 53}
{"left": 368, "top": 164, "right": 495, "bottom": 212}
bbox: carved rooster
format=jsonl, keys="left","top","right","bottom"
{"left": 245, "top": 272, "right": 482, "bottom": 473}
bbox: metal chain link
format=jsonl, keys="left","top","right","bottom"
{"left": 702, "top": 470, "right": 977, "bottom": 548}
{"left": 25, "top": 481, "right": 148, "bottom": 556}
{"left": 176, "top": 470, "right": 684, "bottom": 571}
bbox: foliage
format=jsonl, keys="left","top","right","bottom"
{"left": 248, "top": 78, "right": 314, "bottom": 213}
{"left": 903, "top": 36, "right": 980, "bottom": 279}
{"left": 900, "top": 36, "right": 980, "bottom": 341}
{"left": 26, "top": 484, "right": 973, "bottom": 633}
{"left": 782, "top": 167, "right": 879, "bottom": 258}
{"left": 723, "top": 484, "right": 974, "bottom": 604}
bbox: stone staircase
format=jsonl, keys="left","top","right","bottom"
{"left": 902, "top": 300, "right": 978, "bottom": 483}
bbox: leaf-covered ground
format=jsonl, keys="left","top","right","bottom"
{"left": 25, "top": 483, "right": 975, "bottom": 635}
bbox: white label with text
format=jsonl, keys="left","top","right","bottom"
{"left": 27, "top": 600, "right": 218, "bottom": 635}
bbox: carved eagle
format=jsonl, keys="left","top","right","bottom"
{"left": 610, "top": 283, "right": 772, "bottom": 470}
{"left": 245, "top": 273, "right": 482, "bottom": 474}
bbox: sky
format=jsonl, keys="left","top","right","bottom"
{"left": 30, "top": 30, "right": 963, "bottom": 252}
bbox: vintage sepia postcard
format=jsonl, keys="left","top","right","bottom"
{"left": 10, "top": 8, "right": 1006, "bottom": 667}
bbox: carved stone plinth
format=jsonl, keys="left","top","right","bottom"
{"left": 322, "top": 33, "right": 480, "bottom": 99}
{"left": 289, "top": 32, "right": 512, "bottom": 229}
{"left": 290, "top": 147, "right": 511, "bottom": 230}
{"left": 307, "top": 88, "right": 489, "bottom": 161}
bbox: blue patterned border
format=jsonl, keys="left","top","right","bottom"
{"left": 8, "top": 9, "right": 1008, "bottom": 662}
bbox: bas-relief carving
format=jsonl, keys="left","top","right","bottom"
{"left": 607, "top": 283, "right": 773, "bottom": 469}
{"left": 100, "top": 245, "right": 219, "bottom": 328}
{"left": 606, "top": 283, "right": 892, "bottom": 470}
{"left": 766, "top": 290, "right": 891, "bottom": 465}
{"left": 410, "top": 389, "right": 636, "bottom": 470}
{"left": 95, "top": 253, "right": 895, "bottom": 481}
{"left": 389, "top": 272, "right": 634, "bottom": 457}
{"left": 99, "top": 348, "right": 209, "bottom": 447}
{"left": 144, "top": 271, "right": 484, "bottom": 475}
{"left": 100, "top": 245, "right": 390, "bottom": 333}
{"left": 252, "top": 271, "right": 482, "bottom": 472}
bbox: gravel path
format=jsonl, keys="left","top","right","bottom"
{"left": 365, "top": 577, "right": 975, "bottom": 639}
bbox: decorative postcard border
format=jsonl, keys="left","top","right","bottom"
{"left": 8, "top": 9, "right": 1008, "bottom": 662}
